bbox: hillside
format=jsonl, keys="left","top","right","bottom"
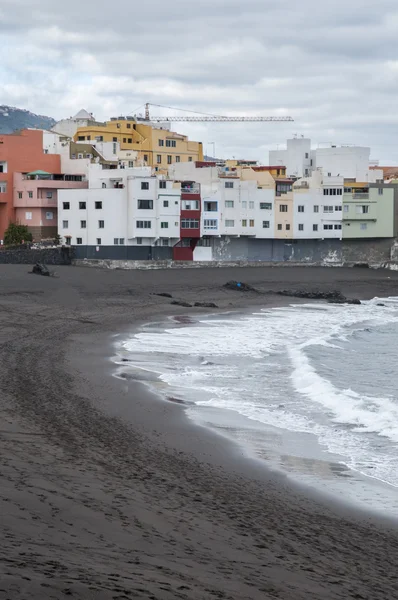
{"left": 0, "top": 105, "right": 55, "bottom": 134}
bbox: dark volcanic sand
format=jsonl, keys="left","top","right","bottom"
{"left": 1, "top": 264, "right": 398, "bottom": 600}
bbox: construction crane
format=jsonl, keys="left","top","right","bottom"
{"left": 139, "top": 102, "right": 293, "bottom": 123}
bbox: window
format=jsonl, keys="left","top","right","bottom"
{"left": 141, "top": 181, "right": 149, "bottom": 190}
{"left": 123, "top": 138, "right": 127, "bottom": 143}
{"left": 144, "top": 154, "right": 148, "bottom": 162}
{"left": 314, "top": 205, "right": 319, "bottom": 213}
{"left": 167, "top": 155, "right": 172, "bottom": 164}
{"left": 96, "top": 238, "right": 101, "bottom": 245}
{"left": 298, "top": 224, "right": 304, "bottom": 231}
{"left": 162, "top": 239, "right": 169, "bottom": 246}
{"left": 62, "top": 220, "right": 68, "bottom": 228}
{"left": 360, "top": 223, "right": 368, "bottom": 230}
{"left": 159, "top": 139, "right": 164, "bottom": 146}
{"left": 113, "top": 137, "right": 117, "bottom": 142}
{"left": 80, "top": 220, "right": 86, "bottom": 229}
{"left": 323, "top": 206, "right": 333, "bottom": 213}
{"left": 28, "top": 191, "right": 33, "bottom": 199}
{"left": 334, "top": 224, "right": 342, "bottom": 230}
{"left": 298, "top": 205, "right": 304, "bottom": 213}
{"left": 323, "top": 224, "right": 333, "bottom": 230}
{"left": 114, "top": 238, "right": 125, "bottom": 244}
{"left": 77, "top": 136, "right": 85, "bottom": 141}
{"left": 136, "top": 237, "right": 142, "bottom": 244}
{"left": 128, "top": 138, "right": 132, "bottom": 144}
{"left": 277, "top": 224, "right": 282, "bottom": 230}
{"left": 242, "top": 201, "right": 247, "bottom": 209}
{"left": 313, "top": 224, "right": 318, "bottom": 231}
{"left": 163, "top": 200, "right": 169, "bottom": 207}
{"left": 181, "top": 219, "right": 200, "bottom": 229}
{"left": 136, "top": 220, "right": 152, "bottom": 229}
{"left": 249, "top": 219, "right": 255, "bottom": 227}
{"left": 188, "top": 157, "right": 193, "bottom": 162}
{"left": 204, "top": 219, "right": 217, "bottom": 229}
{"left": 262, "top": 221, "right": 270, "bottom": 228}
{"left": 344, "top": 205, "right": 349, "bottom": 213}
{"left": 176, "top": 156, "right": 180, "bottom": 163}
{"left": 78, "top": 154, "right": 83, "bottom": 159}
{"left": 25, "top": 211, "right": 32, "bottom": 220}
{"left": 225, "top": 181, "right": 234, "bottom": 188}
{"left": 159, "top": 181, "right": 167, "bottom": 189}
{"left": 127, "top": 123, "right": 131, "bottom": 129}
{"left": 65, "top": 237, "right": 71, "bottom": 245}
{"left": 356, "top": 205, "right": 369, "bottom": 214}
{"left": 46, "top": 211, "right": 53, "bottom": 220}
{"left": 76, "top": 238, "right": 82, "bottom": 245}
{"left": 279, "top": 204, "right": 288, "bottom": 212}
{"left": 0, "top": 162, "right": 6, "bottom": 173}
{"left": 305, "top": 153, "right": 309, "bottom": 159}
{"left": 161, "top": 222, "right": 168, "bottom": 229}
{"left": 260, "top": 202, "right": 272, "bottom": 210}
{"left": 18, "top": 192, "right": 22, "bottom": 199}
{"left": 137, "top": 199, "right": 154, "bottom": 210}
{"left": 98, "top": 220, "right": 104, "bottom": 228}
{"left": 335, "top": 205, "right": 342, "bottom": 211}
{"left": 225, "top": 220, "right": 235, "bottom": 227}
{"left": 79, "top": 201, "right": 86, "bottom": 210}
{"left": 286, "top": 224, "right": 291, "bottom": 231}
{"left": 95, "top": 201, "right": 102, "bottom": 209}
{"left": 46, "top": 191, "right": 53, "bottom": 199}
{"left": 102, "top": 182, "right": 106, "bottom": 188}
{"left": 166, "top": 140, "right": 171, "bottom": 147}
{"left": 157, "top": 155, "right": 162, "bottom": 164}
{"left": 242, "top": 219, "right": 247, "bottom": 227}
{"left": 378, "top": 188, "right": 383, "bottom": 195}
{"left": 225, "top": 201, "right": 234, "bottom": 208}
{"left": 128, "top": 161, "right": 134, "bottom": 168}
{"left": 63, "top": 202, "right": 70, "bottom": 210}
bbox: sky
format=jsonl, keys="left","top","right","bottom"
{"left": 2, "top": 0, "right": 398, "bottom": 164}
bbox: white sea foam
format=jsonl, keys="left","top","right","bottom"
{"left": 122, "top": 298, "right": 398, "bottom": 488}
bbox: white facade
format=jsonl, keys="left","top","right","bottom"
{"left": 270, "top": 137, "right": 373, "bottom": 182}
{"left": 42, "top": 130, "right": 91, "bottom": 176}
{"left": 293, "top": 173, "right": 343, "bottom": 239}
{"left": 58, "top": 167, "right": 181, "bottom": 247}
{"left": 52, "top": 109, "right": 95, "bottom": 138}
{"left": 270, "top": 137, "right": 311, "bottom": 179}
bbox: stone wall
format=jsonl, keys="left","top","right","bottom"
{"left": 0, "top": 246, "right": 73, "bottom": 265}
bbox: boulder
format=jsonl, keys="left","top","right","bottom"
{"left": 171, "top": 300, "right": 192, "bottom": 308}
{"left": 224, "top": 280, "right": 257, "bottom": 292}
{"left": 328, "top": 298, "right": 361, "bottom": 305}
{"left": 194, "top": 302, "right": 219, "bottom": 308}
{"left": 155, "top": 292, "right": 173, "bottom": 298}
{"left": 31, "top": 263, "right": 50, "bottom": 276}
{"left": 277, "top": 290, "right": 346, "bottom": 301}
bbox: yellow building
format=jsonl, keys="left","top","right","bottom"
{"left": 74, "top": 117, "right": 203, "bottom": 170}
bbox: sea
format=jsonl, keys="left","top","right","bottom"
{"left": 115, "top": 298, "right": 398, "bottom": 517}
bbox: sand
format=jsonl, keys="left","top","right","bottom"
{"left": 1, "top": 264, "right": 398, "bottom": 600}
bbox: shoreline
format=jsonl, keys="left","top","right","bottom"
{"left": 1, "top": 264, "right": 398, "bottom": 599}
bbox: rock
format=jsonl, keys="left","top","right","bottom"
{"left": 353, "top": 262, "right": 369, "bottom": 268}
{"left": 224, "top": 280, "right": 257, "bottom": 292}
{"left": 377, "top": 303, "right": 385, "bottom": 307}
{"left": 170, "top": 300, "right": 192, "bottom": 308}
{"left": 328, "top": 298, "right": 361, "bottom": 305}
{"left": 277, "top": 289, "right": 346, "bottom": 301}
{"left": 155, "top": 292, "right": 173, "bottom": 298}
{"left": 31, "top": 262, "right": 50, "bottom": 276}
{"left": 194, "top": 302, "right": 219, "bottom": 308}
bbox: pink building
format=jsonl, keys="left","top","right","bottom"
{"left": 13, "top": 171, "right": 87, "bottom": 240}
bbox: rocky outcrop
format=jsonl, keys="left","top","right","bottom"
{"left": 224, "top": 281, "right": 257, "bottom": 292}
{"left": 277, "top": 290, "right": 361, "bottom": 304}
{"left": 194, "top": 302, "right": 219, "bottom": 308}
{"left": 171, "top": 300, "right": 192, "bottom": 308}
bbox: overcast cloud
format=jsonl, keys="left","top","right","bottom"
{"left": 2, "top": 0, "right": 398, "bottom": 163}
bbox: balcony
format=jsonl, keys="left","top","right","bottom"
{"left": 352, "top": 193, "right": 369, "bottom": 199}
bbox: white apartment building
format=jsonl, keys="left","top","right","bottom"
{"left": 58, "top": 165, "right": 181, "bottom": 248}
{"left": 293, "top": 173, "right": 343, "bottom": 239}
{"left": 270, "top": 137, "right": 373, "bottom": 182}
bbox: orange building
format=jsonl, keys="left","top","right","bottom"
{"left": 0, "top": 130, "right": 61, "bottom": 239}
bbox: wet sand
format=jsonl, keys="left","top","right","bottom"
{"left": 1, "top": 264, "right": 398, "bottom": 599}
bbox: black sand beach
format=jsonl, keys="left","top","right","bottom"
{"left": 1, "top": 264, "right": 398, "bottom": 600}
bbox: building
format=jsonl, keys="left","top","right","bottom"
{"left": 270, "top": 137, "right": 373, "bottom": 182}
{"left": 14, "top": 170, "right": 87, "bottom": 239}
{"left": 342, "top": 183, "right": 394, "bottom": 238}
{"left": 58, "top": 165, "right": 187, "bottom": 260}
{"left": 0, "top": 129, "right": 61, "bottom": 239}
{"left": 73, "top": 116, "right": 203, "bottom": 170}
{"left": 52, "top": 109, "right": 96, "bottom": 138}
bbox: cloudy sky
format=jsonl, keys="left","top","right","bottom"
{"left": 2, "top": 0, "right": 398, "bottom": 163}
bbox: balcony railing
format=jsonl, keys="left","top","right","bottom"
{"left": 181, "top": 184, "right": 200, "bottom": 194}
{"left": 352, "top": 193, "right": 369, "bottom": 199}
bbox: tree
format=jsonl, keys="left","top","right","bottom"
{"left": 54, "top": 233, "right": 62, "bottom": 246}
{"left": 4, "top": 222, "right": 33, "bottom": 246}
